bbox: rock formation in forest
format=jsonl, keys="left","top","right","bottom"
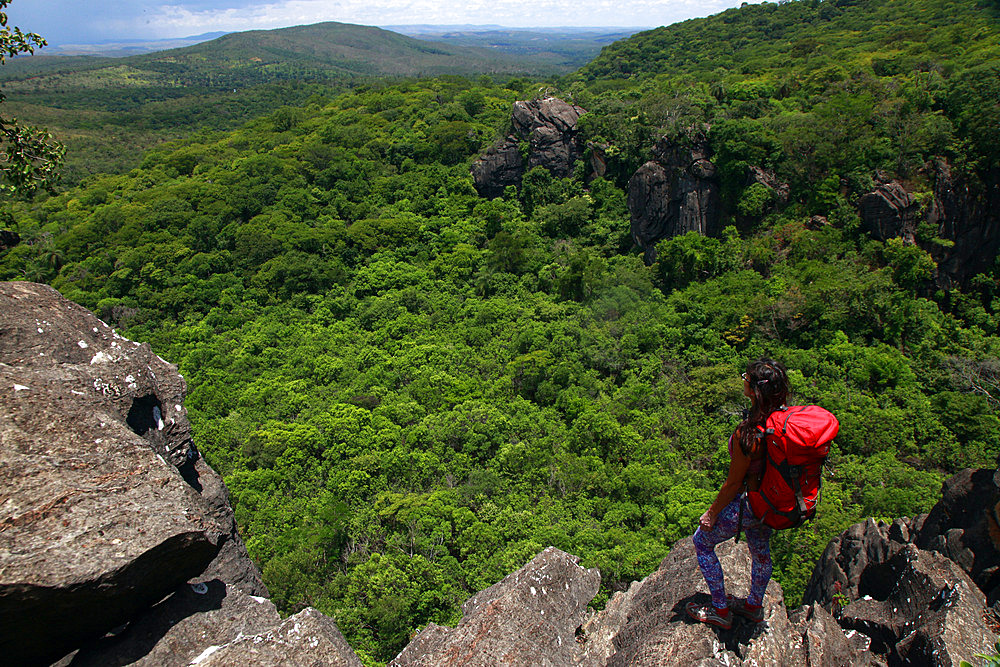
{"left": 471, "top": 96, "right": 587, "bottom": 199}
{"left": 856, "top": 164, "right": 1000, "bottom": 289}
{"left": 627, "top": 128, "right": 722, "bottom": 263}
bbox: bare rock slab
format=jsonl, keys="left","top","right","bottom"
{"left": 578, "top": 537, "right": 873, "bottom": 667}
{"left": 0, "top": 282, "right": 225, "bottom": 665}
{"left": 391, "top": 546, "right": 600, "bottom": 666}
{"left": 195, "top": 607, "right": 363, "bottom": 667}
{"left": 58, "top": 580, "right": 280, "bottom": 666}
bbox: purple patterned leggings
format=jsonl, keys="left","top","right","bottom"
{"left": 693, "top": 496, "right": 773, "bottom": 609}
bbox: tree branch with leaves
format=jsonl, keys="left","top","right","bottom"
{"left": 0, "top": 0, "right": 63, "bottom": 196}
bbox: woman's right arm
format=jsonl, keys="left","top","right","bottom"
{"left": 699, "top": 431, "right": 750, "bottom": 530}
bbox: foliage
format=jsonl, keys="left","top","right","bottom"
{"left": 0, "top": 0, "right": 62, "bottom": 196}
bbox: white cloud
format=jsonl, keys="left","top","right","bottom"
{"left": 143, "top": 0, "right": 741, "bottom": 35}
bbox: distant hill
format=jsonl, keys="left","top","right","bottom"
{"left": 0, "top": 22, "right": 571, "bottom": 184}
{"left": 579, "top": 0, "right": 1000, "bottom": 81}
{"left": 1, "top": 22, "right": 565, "bottom": 93}
{"left": 388, "top": 26, "right": 645, "bottom": 69}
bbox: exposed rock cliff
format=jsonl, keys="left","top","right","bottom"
{"left": 0, "top": 282, "right": 268, "bottom": 665}
{"left": 805, "top": 468, "right": 1000, "bottom": 665}
{"left": 471, "top": 96, "right": 586, "bottom": 199}
{"left": 857, "top": 164, "right": 1000, "bottom": 288}
{"left": 627, "top": 129, "right": 721, "bottom": 263}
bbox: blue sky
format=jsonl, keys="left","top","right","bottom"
{"left": 6, "top": 0, "right": 750, "bottom": 46}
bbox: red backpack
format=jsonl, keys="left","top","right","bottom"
{"left": 746, "top": 405, "right": 839, "bottom": 530}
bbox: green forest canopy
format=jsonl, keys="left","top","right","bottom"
{"left": 2, "top": 0, "right": 1000, "bottom": 664}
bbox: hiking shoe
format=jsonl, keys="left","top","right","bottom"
{"left": 685, "top": 601, "right": 732, "bottom": 629}
{"left": 727, "top": 596, "right": 765, "bottom": 623}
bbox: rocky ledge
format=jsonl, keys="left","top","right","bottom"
{"left": 2, "top": 282, "right": 998, "bottom": 665}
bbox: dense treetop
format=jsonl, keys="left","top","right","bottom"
{"left": 2, "top": 1, "right": 999, "bottom": 665}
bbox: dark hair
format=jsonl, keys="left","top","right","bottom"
{"left": 738, "top": 358, "right": 790, "bottom": 456}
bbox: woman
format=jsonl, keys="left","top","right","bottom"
{"left": 686, "top": 358, "right": 790, "bottom": 629}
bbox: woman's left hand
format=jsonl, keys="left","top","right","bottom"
{"left": 699, "top": 510, "right": 715, "bottom": 531}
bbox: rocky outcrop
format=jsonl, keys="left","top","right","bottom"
{"left": 0, "top": 282, "right": 266, "bottom": 665}
{"left": 915, "top": 467, "right": 1000, "bottom": 603}
{"left": 577, "top": 537, "right": 876, "bottom": 666}
{"left": 838, "top": 545, "right": 995, "bottom": 664}
{"left": 858, "top": 163, "right": 1000, "bottom": 288}
{"left": 627, "top": 130, "right": 721, "bottom": 263}
{"left": 471, "top": 137, "right": 524, "bottom": 199}
{"left": 391, "top": 547, "right": 600, "bottom": 666}
{"left": 56, "top": 581, "right": 280, "bottom": 666}
{"left": 858, "top": 180, "right": 920, "bottom": 243}
{"left": 0, "top": 229, "right": 19, "bottom": 251}
{"left": 472, "top": 97, "right": 586, "bottom": 199}
{"left": 804, "top": 516, "right": 923, "bottom": 607}
{"left": 196, "top": 608, "right": 363, "bottom": 667}
{"left": 804, "top": 468, "right": 1000, "bottom": 665}
{"left": 927, "top": 159, "right": 1000, "bottom": 288}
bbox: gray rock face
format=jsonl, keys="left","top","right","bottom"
{"left": 928, "top": 159, "right": 1000, "bottom": 288}
{"left": 513, "top": 97, "right": 587, "bottom": 178}
{"left": 804, "top": 517, "right": 912, "bottom": 608}
{"left": 470, "top": 137, "right": 523, "bottom": 199}
{"left": 858, "top": 180, "right": 920, "bottom": 243}
{"left": 804, "top": 489, "right": 1000, "bottom": 667}
{"left": 0, "top": 282, "right": 263, "bottom": 665}
{"left": 58, "top": 580, "right": 280, "bottom": 666}
{"left": 184, "top": 455, "right": 268, "bottom": 597}
{"left": 857, "top": 163, "right": 1000, "bottom": 289}
{"left": 838, "top": 545, "right": 995, "bottom": 665}
{"left": 472, "top": 97, "right": 586, "bottom": 199}
{"left": 627, "top": 131, "right": 721, "bottom": 263}
{"left": 391, "top": 547, "right": 600, "bottom": 667}
{"left": 196, "top": 607, "right": 363, "bottom": 667}
{"left": 915, "top": 467, "right": 1000, "bottom": 604}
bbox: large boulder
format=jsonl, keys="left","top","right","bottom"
{"left": 803, "top": 517, "right": 921, "bottom": 608}
{"left": 627, "top": 130, "right": 721, "bottom": 263}
{"left": 915, "top": 467, "right": 1000, "bottom": 604}
{"left": 472, "top": 97, "right": 586, "bottom": 199}
{"left": 55, "top": 580, "right": 280, "bottom": 666}
{"left": 858, "top": 180, "right": 920, "bottom": 243}
{"left": 512, "top": 97, "right": 587, "bottom": 178}
{"left": 805, "top": 508, "right": 1000, "bottom": 665}
{"left": 470, "top": 137, "right": 524, "bottom": 199}
{"left": 0, "top": 282, "right": 262, "bottom": 665}
{"left": 391, "top": 547, "right": 600, "bottom": 666}
{"left": 838, "top": 544, "right": 996, "bottom": 665}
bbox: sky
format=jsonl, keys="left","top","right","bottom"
{"left": 5, "top": 0, "right": 750, "bottom": 46}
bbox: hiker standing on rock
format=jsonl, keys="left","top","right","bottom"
{"left": 686, "top": 358, "right": 790, "bottom": 629}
